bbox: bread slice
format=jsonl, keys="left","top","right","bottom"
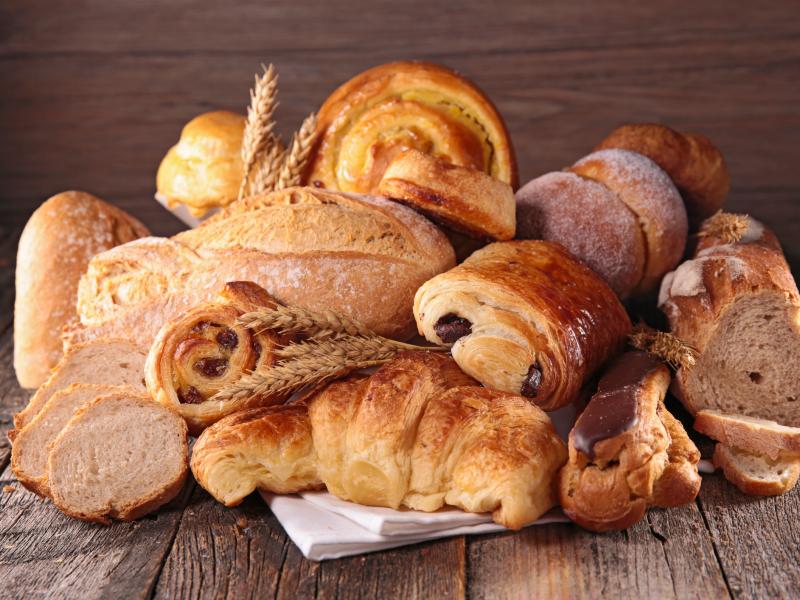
{"left": 694, "top": 409, "right": 800, "bottom": 461}
{"left": 12, "top": 338, "right": 147, "bottom": 435}
{"left": 11, "top": 384, "right": 133, "bottom": 496}
{"left": 47, "top": 392, "right": 189, "bottom": 524}
{"left": 712, "top": 444, "right": 800, "bottom": 496}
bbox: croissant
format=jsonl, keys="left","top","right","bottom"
{"left": 558, "top": 352, "right": 701, "bottom": 532}
{"left": 145, "top": 281, "right": 288, "bottom": 435}
{"left": 413, "top": 241, "right": 631, "bottom": 410}
{"left": 191, "top": 352, "right": 567, "bottom": 529}
{"left": 304, "top": 61, "right": 517, "bottom": 194}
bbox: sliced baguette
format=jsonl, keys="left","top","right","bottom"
{"left": 694, "top": 409, "right": 800, "bottom": 461}
{"left": 47, "top": 392, "right": 189, "bottom": 524}
{"left": 712, "top": 444, "right": 800, "bottom": 496}
{"left": 11, "top": 384, "right": 133, "bottom": 496}
{"left": 11, "top": 338, "right": 147, "bottom": 435}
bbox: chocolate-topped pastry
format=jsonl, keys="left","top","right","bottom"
{"left": 558, "top": 351, "right": 701, "bottom": 532}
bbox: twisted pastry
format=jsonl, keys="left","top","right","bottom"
{"left": 191, "top": 352, "right": 567, "bottom": 529}
{"left": 145, "top": 281, "right": 288, "bottom": 434}
{"left": 304, "top": 61, "right": 517, "bottom": 194}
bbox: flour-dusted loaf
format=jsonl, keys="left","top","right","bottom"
{"left": 12, "top": 338, "right": 147, "bottom": 434}
{"left": 67, "top": 187, "right": 455, "bottom": 350}
{"left": 11, "top": 384, "right": 135, "bottom": 497}
{"left": 47, "top": 392, "right": 189, "bottom": 524}
{"left": 659, "top": 214, "right": 800, "bottom": 425}
{"left": 14, "top": 191, "right": 149, "bottom": 388}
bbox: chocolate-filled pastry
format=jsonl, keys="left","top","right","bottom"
{"left": 304, "top": 61, "right": 517, "bottom": 194}
{"left": 378, "top": 149, "right": 516, "bottom": 241}
{"left": 558, "top": 352, "right": 701, "bottom": 532}
{"left": 191, "top": 352, "right": 567, "bottom": 529}
{"left": 414, "top": 241, "right": 631, "bottom": 410}
{"left": 145, "top": 281, "right": 288, "bottom": 435}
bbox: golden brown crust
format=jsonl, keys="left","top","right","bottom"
{"left": 414, "top": 241, "right": 631, "bottom": 410}
{"left": 378, "top": 149, "right": 516, "bottom": 241}
{"left": 596, "top": 123, "right": 729, "bottom": 225}
{"left": 145, "top": 281, "right": 289, "bottom": 435}
{"left": 712, "top": 444, "right": 800, "bottom": 496}
{"left": 156, "top": 110, "right": 245, "bottom": 216}
{"left": 305, "top": 61, "right": 518, "bottom": 194}
{"left": 558, "top": 352, "right": 700, "bottom": 532}
{"left": 694, "top": 410, "right": 800, "bottom": 460}
{"left": 14, "top": 191, "right": 149, "bottom": 388}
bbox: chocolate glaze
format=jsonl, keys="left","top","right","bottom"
{"left": 520, "top": 363, "right": 542, "bottom": 397}
{"left": 434, "top": 313, "right": 472, "bottom": 343}
{"left": 572, "top": 351, "right": 662, "bottom": 459}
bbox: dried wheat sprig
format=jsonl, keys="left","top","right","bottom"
{"left": 629, "top": 325, "right": 699, "bottom": 370}
{"left": 238, "top": 305, "right": 374, "bottom": 338}
{"left": 239, "top": 64, "right": 279, "bottom": 201}
{"left": 275, "top": 334, "right": 437, "bottom": 361}
{"left": 244, "top": 140, "right": 286, "bottom": 197}
{"left": 698, "top": 210, "right": 749, "bottom": 244}
{"left": 275, "top": 112, "right": 318, "bottom": 191}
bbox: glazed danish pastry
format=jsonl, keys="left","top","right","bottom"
{"left": 413, "top": 241, "right": 631, "bottom": 410}
{"left": 558, "top": 352, "right": 701, "bottom": 532}
{"left": 304, "top": 61, "right": 518, "bottom": 194}
{"left": 145, "top": 281, "right": 288, "bottom": 435}
{"left": 191, "top": 352, "right": 567, "bottom": 529}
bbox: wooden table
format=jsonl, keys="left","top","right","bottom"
{"left": 1, "top": 1, "right": 799, "bottom": 597}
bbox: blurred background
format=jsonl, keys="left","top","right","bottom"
{"left": 1, "top": 0, "right": 798, "bottom": 262}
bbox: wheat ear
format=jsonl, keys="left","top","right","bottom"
{"left": 239, "top": 64, "right": 279, "bottom": 201}
{"left": 698, "top": 210, "right": 749, "bottom": 244}
{"left": 275, "top": 112, "right": 318, "bottom": 190}
{"left": 629, "top": 325, "right": 698, "bottom": 370}
{"left": 239, "top": 305, "right": 373, "bottom": 338}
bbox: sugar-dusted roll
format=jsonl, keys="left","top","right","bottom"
{"left": 145, "top": 281, "right": 288, "bottom": 435}
{"left": 305, "top": 61, "right": 518, "bottom": 194}
{"left": 413, "top": 241, "right": 631, "bottom": 410}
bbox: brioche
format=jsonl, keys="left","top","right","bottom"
{"left": 47, "top": 392, "right": 189, "bottom": 524}
{"left": 659, "top": 214, "right": 800, "bottom": 425}
{"left": 146, "top": 281, "right": 289, "bottom": 435}
{"left": 596, "top": 123, "right": 729, "bottom": 225}
{"left": 156, "top": 110, "right": 246, "bottom": 217}
{"left": 305, "top": 61, "right": 518, "bottom": 193}
{"left": 14, "top": 191, "right": 149, "bottom": 388}
{"left": 378, "top": 149, "right": 516, "bottom": 241}
{"left": 11, "top": 384, "right": 135, "bottom": 497}
{"left": 414, "top": 241, "right": 631, "bottom": 410}
{"left": 559, "top": 352, "right": 701, "bottom": 532}
{"left": 67, "top": 187, "right": 455, "bottom": 350}
{"left": 192, "top": 352, "right": 567, "bottom": 529}
{"left": 12, "top": 338, "right": 147, "bottom": 434}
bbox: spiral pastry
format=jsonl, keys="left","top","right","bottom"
{"left": 414, "top": 241, "right": 631, "bottom": 411}
{"left": 304, "top": 61, "right": 518, "bottom": 194}
{"left": 145, "top": 281, "right": 287, "bottom": 434}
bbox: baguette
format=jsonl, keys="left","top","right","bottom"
{"left": 14, "top": 191, "right": 149, "bottom": 388}
{"left": 711, "top": 445, "right": 800, "bottom": 496}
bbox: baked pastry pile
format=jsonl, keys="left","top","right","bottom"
{"left": 8, "top": 60, "right": 800, "bottom": 537}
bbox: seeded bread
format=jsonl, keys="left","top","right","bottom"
{"left": 11, "top": 339, "right": 147, "bottom": 435}
{"left": 11, "top": 384, "right": 135, "bottom": 497}
{"left": 712, "top": 444, "right": 800, "bottom": 496}
{"left": 47, "top": 392, "right": 189, "bottom": 524}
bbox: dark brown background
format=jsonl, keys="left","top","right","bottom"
{"left": 1, "top": 1, "right": 799, "bottom": 598}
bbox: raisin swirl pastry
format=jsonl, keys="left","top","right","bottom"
{"left": 304, "top": 61, "right": 518, "bottom": 194}
{"left": 414, "top": 241, "right": 631, "bottom": 410}
{"left": 145, "top": 281, "right": 288, "bottom": 435}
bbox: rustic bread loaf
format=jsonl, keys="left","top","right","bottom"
{"left": 12, "top": 338, "right": 147, "bottom": 434}
{"left": 659, "top": 214, "right": 800, "bottom": 425}
{"left": 66, "top": 187, "right": 455, "bottom": 349}
{"left": 14, "top": 191, "right": 149, "bottom": 388}
{"left": 47, "top": 392, "right": 189, "bottom": 524}
{"left": 11, "top": 384, "right": 134, "bottom": 496}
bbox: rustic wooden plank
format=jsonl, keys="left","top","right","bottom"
{"left": 153, "top": 486, "right": 465, "bottom": 599}
{"left": 466, "top": 503, "right": 729, "bottom": 600}
{"left": 697, "top": 473, "right": 800, "bottom": 598}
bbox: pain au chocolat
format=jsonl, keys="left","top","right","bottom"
{"left": 414, "top": 240, "right": 631, "bottom": 411}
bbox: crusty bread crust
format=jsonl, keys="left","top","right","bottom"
{"left": 712, "top": 444, "right": 800, "bottom": 496}
{"left": 694, "top": 410, "right": 800, "bottom": 460}
{"left": 14, "top": 191, "right": 149, "bottom": 388}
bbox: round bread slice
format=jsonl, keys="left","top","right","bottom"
{"left": 515, "top": 171, "right": 645, "bottom": 298}
{"left": 712, "top": 444, "right": 800, "bottom": 496}
{"left": 11, "top": 384, "right": 136, "bottom": 497}
{"left": 47, "top": 392, "right": 189, "bottom": 524}
{"left": 694, "top": 410, "right": 800, "bottom": 461}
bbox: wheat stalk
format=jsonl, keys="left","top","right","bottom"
{"left": 239, "top": 64, "right": 279, "bottom": 201}
{"left": 239, "top": 305, "right": 374, "bottom": 338}
{"left": 244, "top": 141, "right": 286, "bottom": 197}
{"left": 698, "top": 210, "right": 749, "bottom": 244}
{"left": 275, "top": 334, "right": 434, "bottom": 360}
{"left": 275, "top": 112, "right": 318, "bottom": 191}
{"left": 629, "top": 325, "right": 698, "bottom": 370}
